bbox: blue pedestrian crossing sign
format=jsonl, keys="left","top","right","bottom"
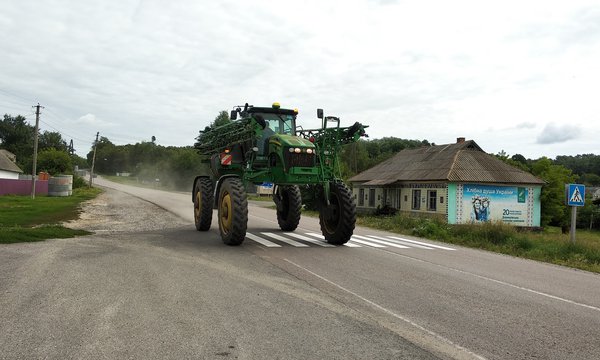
{"left": 566, "top": 184, "right": 585, "bottom": 206}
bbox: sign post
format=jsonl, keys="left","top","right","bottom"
{"left": 566, "top": 184, "right": 586, "bottom": 243}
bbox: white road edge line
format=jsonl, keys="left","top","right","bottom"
{"left": 283, "top": 259, "right": 487, "bottom": 360}
{"left": 450, "top": 265, "right": 600, "bottom": 313}
{"left": 387, "top": 251, "right": 600, "bottom": 313}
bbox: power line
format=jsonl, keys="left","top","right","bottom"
{"left": 0, "top": 99, "right": 34, "bottom": 109}
{"left": 38, "top": 119, "right": 90, "bottom": 143}
{"left": 0, "top": 88, "right": 33, "bottom": 104}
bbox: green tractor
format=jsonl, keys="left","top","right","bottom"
{"left": 192, "top": 102, "right": 367, "bottom": 246}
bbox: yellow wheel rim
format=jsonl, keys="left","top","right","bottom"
{"left": 220, "top": 192, "right": 232, "bottom": 234}
{"left": 194, "top": 192, "right": 201, "bottom": 220}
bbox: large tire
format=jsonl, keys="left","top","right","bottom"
{"left": 276, "top": 185, "right": 302, "bottom": 231}
{"left": 319, "top": 182, "right": 356, "bottom": 245}
{"left": 194, "top": 177, "right": 213, "bottom": 231}
{"left": 217, "top": 177, "right": 248, "bottom": 246}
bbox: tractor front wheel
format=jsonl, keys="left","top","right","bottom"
{"left": 319, "top": 182, "right": 356, "bottom": 245}
{"left": 218, "top": 177, "right": 248, "bottom": 246}
{"left": 275, "top": 185, "right": 302, "bottom": 231}
{"left": 194, "top": 177, "right": 213, "bottom": 231}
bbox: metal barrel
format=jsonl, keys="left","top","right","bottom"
{"left": 48, "top": 175, "right": 73, "bottom": 197}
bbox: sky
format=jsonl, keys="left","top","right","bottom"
{"left": 1, "top": 0, "right": 599, "bottom": 159}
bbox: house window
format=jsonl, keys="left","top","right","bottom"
{"left": 428, "top": 190, "right": 437, "bottom": 211}
{"left": 412, "top": 190, "right": 421, "bottom": 210}
{"left": 440, "top": 196, "right": 444, "bottom": 204}
{"left": 358, "top": 188, "right": 364, "bottom": 206}
{"left": 369, "top": 188, "right": 375, "bottom": 207}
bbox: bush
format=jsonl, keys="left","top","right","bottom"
{"left": 37, "top": 148, "right": 73, "bottom": 175}
{"left": 375, "top": 205, "right": 398, "bottom": 216}
{"left": 451, "top": 222, "right": 517, "bottom": 245}
{"left": 72, "top": 174, "right": 88, "bottom": 189}
{"left": 411, "top": 218, "right": 450, "bottom": 240}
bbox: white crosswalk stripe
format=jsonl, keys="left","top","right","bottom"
{"left": 349, "top": 236, "right": 386, "bottom": 248}
{"left": 367, "top": 235, "right": 433, "bottom": 249}
{"left": 242, "top": 232, "right": 456, "bottom": 251}
{"left": 386, "top": 236, "right": 455, "bottom": 250}
{"left": 352, "top": 235, "right": 409, "bottom": 249}
{"left": 305, "top": 233, "right": 362, "bottom": 247}
{"left": 286, "top": 233, "right": 336, "bottom": 247}
{"left": 245, "top": 233, "right": 281, "bottom": 247}
{"left": 261, "top": 232, "right": 309, "bottom": 247}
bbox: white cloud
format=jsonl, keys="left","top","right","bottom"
{"left": 536, "top": 123, "right": 582, "bottom": 144}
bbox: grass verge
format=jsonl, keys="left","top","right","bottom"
{"left": 356, "top": 214, "right": 600, "bottom": 273}
{"left": 0, "top": 187, "right": 102, "bottom": 244}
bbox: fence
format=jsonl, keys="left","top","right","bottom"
{"left": 0, "top": 179, "right": 49, "bottom": 196}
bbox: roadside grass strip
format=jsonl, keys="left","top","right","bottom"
{"left": 0, "top": 187, "right": 101, "bottom": 244}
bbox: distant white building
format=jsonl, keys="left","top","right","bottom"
{"left": 0, "top": 149, "right": 23, "bottom": 179}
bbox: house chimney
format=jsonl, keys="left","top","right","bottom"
{"left": 457, "top": 137, "right": 465, "bottom": 143}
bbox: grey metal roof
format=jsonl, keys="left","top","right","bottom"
{"left": 349, "top": 140, "right": 544, "bottom": 185}
{"left": 0, "top": 149, "right": 23, "bottom": 173}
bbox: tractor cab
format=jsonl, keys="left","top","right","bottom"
{"left": 231, "top": 102, "right": 297, "bottom": 134}
{"left": 231, "top": 103, "right": 299, "bottom": 156}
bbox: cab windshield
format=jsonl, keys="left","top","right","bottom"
{"left": 256, "top": 113, "right": 296, "bottom": 135}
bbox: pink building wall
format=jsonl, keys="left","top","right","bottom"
{"left": 0, "top": 179, "right": 48, "bottom": 196}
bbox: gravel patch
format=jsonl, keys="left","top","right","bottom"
{"left": 64, "top": 186, "right": 189, "bottom": 234}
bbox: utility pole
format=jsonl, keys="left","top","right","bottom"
{"left": 89, "top": 132, "right": 99, "bottom": 187}
{"left": 31, "top": 103, "right": 44, "bottom": 199}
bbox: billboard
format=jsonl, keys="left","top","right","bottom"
{"left": 460, "top": 184, "right": 529, "bottom": 225}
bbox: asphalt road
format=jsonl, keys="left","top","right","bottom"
{"left": 1, "top": 177, "right": 599, "bottom": 359}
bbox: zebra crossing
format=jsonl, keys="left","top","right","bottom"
{"left": 244, "top": 232, "right": 455, "bottom": 250}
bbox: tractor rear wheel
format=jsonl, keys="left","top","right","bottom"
{"left": 194, "top": 177, "right": 213, "bottom": 231}
{"left": 276, "top": 185, "right": 302, "bottom": 231}
{"left": 319, "top": 182, "right": 356, "bottom": 245}
{"left": 218, "top": 177, "right": 248, "bottom": 246}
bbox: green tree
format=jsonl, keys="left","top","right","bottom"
{"left": 494, "top": 152, "right": 531, "bottom": 172}
{"left": 531, "top": 157, "right": 577, "bottom": 227}
{"left": 577, "top": 198, "right": 600, "bottom": 230}
{"left": 555, "top": 154, "right": 600, "bottom": 177}
{"left": 580, "top": 173, "right": 600, "bottom": 186}
{"left": 39, "top": 131, "right": 68, "bottom": 152}
{"left": 70, "top": 154, "right": 89, "bottom": 169}
{"left": 0, "top": 114, "right": 34, "bottom": 170}
{"left": 212, "top": 110, "right": 231, "bottom": 128}
{"left": 37, "top": 148, "right": 73, "bottom": 175}
{"left": 338, "top": 137, "right": 429, "bottom": 179}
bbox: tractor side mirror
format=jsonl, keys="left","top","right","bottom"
{"left": 317, "top": 108, "right": 324, "bottom": 119}
{"left": 230, "top": 110, "right": 237, "bottom": 120}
